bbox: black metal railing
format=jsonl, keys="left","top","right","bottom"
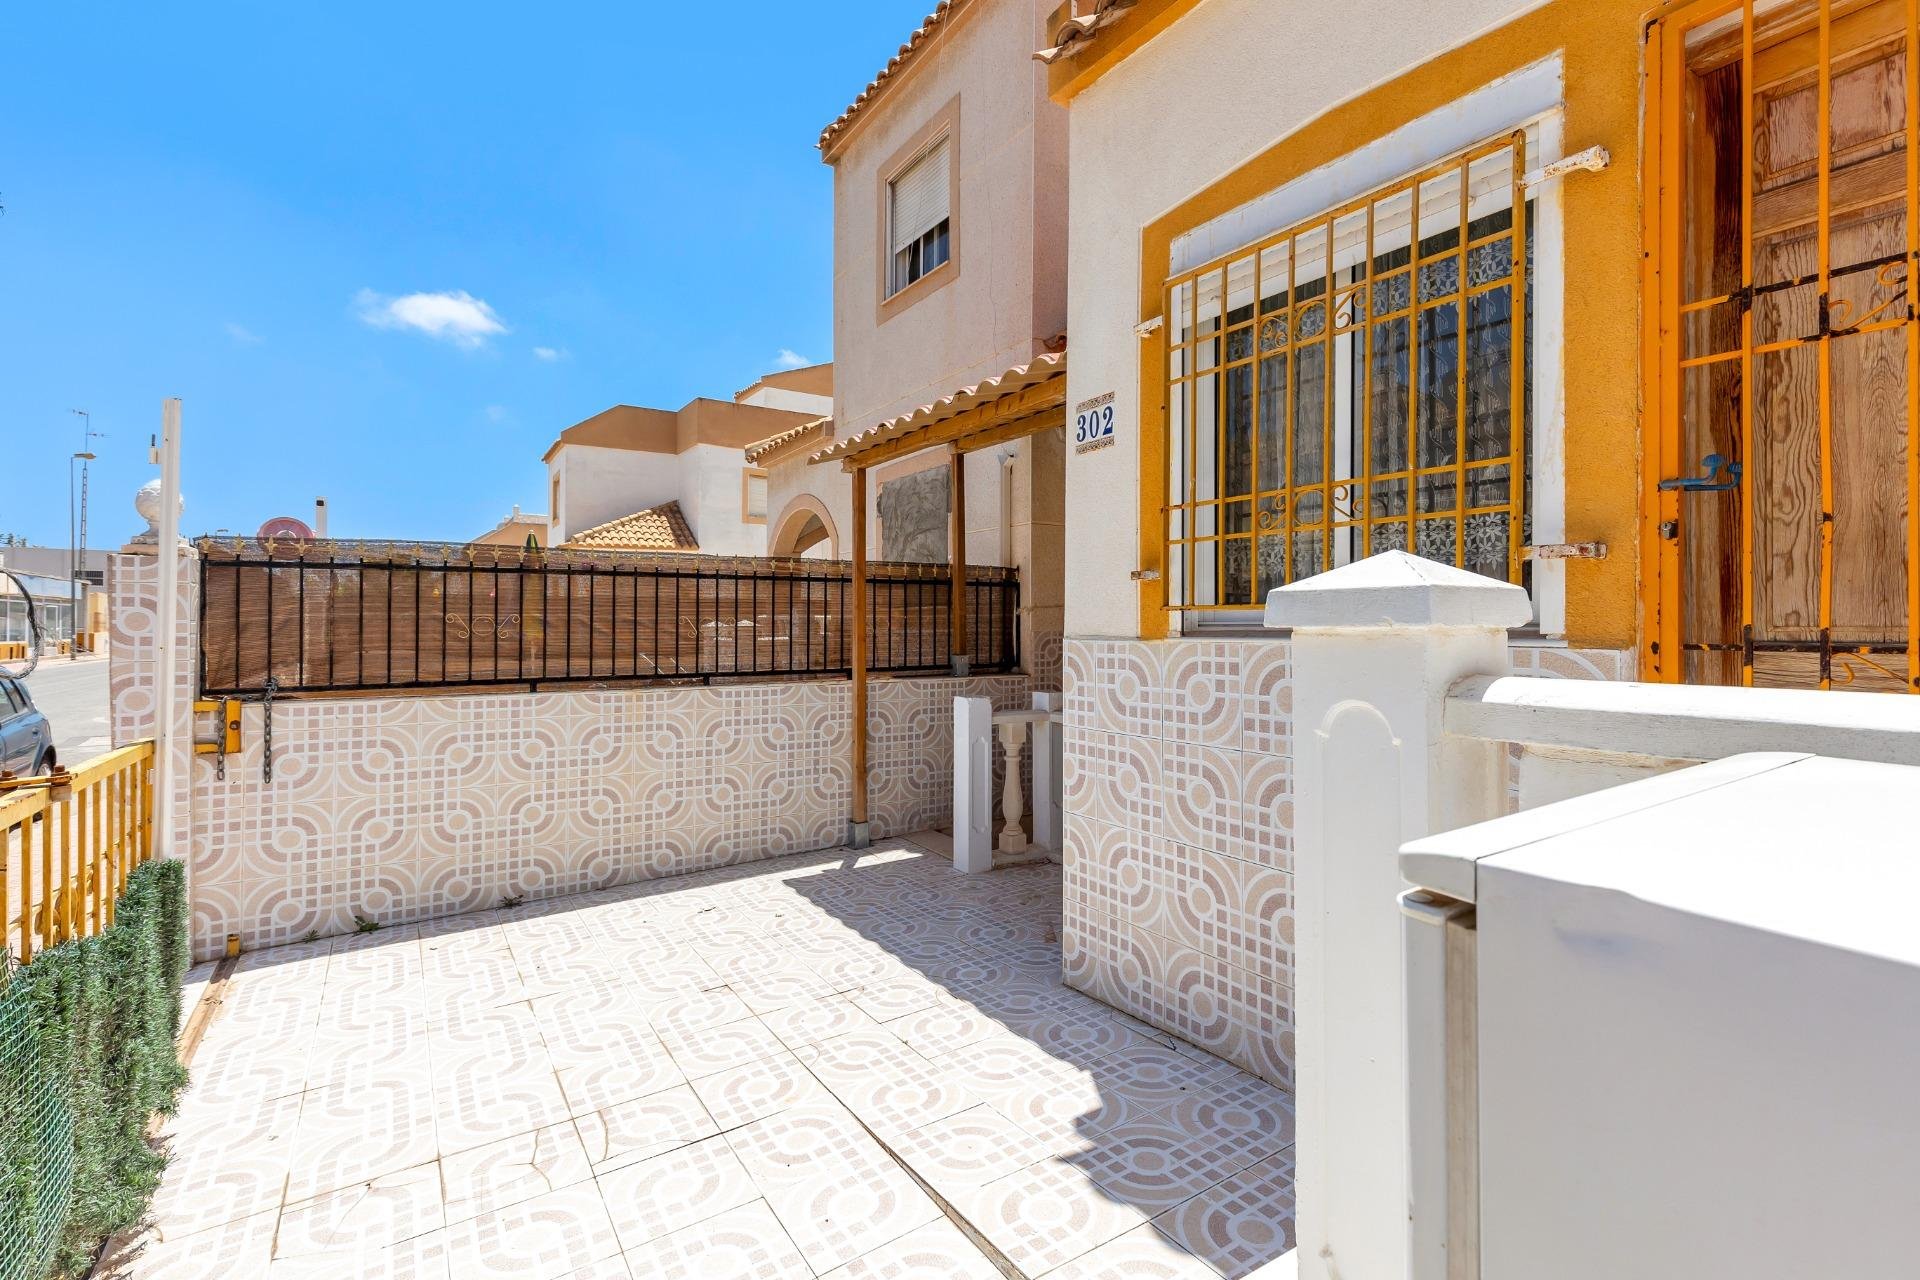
{"left": 195, "top": 539, "right": 1019, "bottom": 696}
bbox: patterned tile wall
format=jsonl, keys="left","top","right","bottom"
{"left": 179, "top": 673, "right": 1029, "bottom": 960}
{"left": 1060, "top": 635, "right": 1633, "bottom": 1090}
{"left": 112, "top": 550, "right": 1033, "bottom": 960}
{"left": 110, "top": 551, "right": 199, "bottom": 840}
{"left": 1060, "top": 638, "right": 1297, "bottom": 1089}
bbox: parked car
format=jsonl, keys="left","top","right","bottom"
{"left": 0, "top": 676, "right": 54, "bottom": 775}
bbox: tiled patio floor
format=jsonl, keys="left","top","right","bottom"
{"left": 106, "top": 841, "right": 1296, "bottom": 1279}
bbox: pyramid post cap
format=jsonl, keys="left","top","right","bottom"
{"left": 1263, "top": 551, "right": 1534, "bottom": 631}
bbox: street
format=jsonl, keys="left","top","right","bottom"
{"left": 18, "top": 650, "right": 112, "bottom": 767}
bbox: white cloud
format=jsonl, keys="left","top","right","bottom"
{"left": 773, "top": 348, "right": 810, "bottom": 370}
{"left": 532, "top": 346, "right": 566, "bottom": 362}
{"left": 224, "top": 322, "right": 263, "bottom": 346}
{"left": 356, "top": 288, "right": 507, "bottom": 348}
{"left": 484, "top": 405, "right": 511, "bottom": 425}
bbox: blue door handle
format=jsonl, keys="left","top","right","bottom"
{"left": 1658, "top": 453, "right": 1743, "bottom": 493}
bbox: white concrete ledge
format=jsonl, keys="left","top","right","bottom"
{"left": 1446, "top": 674, "right": 1920, "bottom": 768}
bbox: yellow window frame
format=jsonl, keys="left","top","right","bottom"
{"left": 1161, "top": 131, "right": 1531, "bottom": 611}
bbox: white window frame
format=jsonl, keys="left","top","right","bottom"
{"left": 887, "top": 137, "right": 953, "bottom": 298}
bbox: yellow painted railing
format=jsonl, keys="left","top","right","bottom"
{"left": 1, "top": 740, "right": 156, "bottom": 964}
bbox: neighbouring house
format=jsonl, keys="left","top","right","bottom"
{"left": 807, "top": 0, "right": 1070, "bottom": 693}
{"left": 467, "top": 506, "right": 548, "bottom": 550}
{"left": 543, "top": 383, "right": 826, "bottom": 557}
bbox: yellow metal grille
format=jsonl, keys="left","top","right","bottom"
{"left": 1162, "top": 132, "right": 1530, "bottom": 610}
{"left": 1651, "top": 0, "right": 1920, "bottom": 692}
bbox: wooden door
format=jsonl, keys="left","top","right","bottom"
{"left": 1670, "top": 0, "right": 1917, "bottom": 691}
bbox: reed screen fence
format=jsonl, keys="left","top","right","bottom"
{"left": 197, "top": 540, "right": 1019, "bottom": 696}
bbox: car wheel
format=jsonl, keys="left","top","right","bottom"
{"left": 36, "top": 748, "right": 56, "bottom": 775}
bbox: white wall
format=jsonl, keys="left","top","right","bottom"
{"left": 738, "top": 386, "right": 833, "bottom": 416}
{"left": 831, "top": 0, "right": 1066, "bottom": 435}
{"left": 680, "top": 442, "right": 767, "bottom": 557}
{"left": 1062, "top": 0, "right": 1548, "bottom": 637}
{"left": 550, "top": 445, "right": 680, "bottom": 544}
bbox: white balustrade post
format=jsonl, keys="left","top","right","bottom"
{"left": 996, "top": 718, "right": 1030, "bottom": 854}
{"left": 1264, "top": 551, "right": 1527, "bottom": 1280}
{"left": 953, "top": 696, "right": 995, "bottom": 874}
{"left": 1031, "top": 692, "right": 1062, "bottom": 854}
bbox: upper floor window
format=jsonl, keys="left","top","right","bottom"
{"left": 888, "top": 137, "right": 952, "bottom": 297}
{"left": 1164, "top": 131, "right": 1534, "bottom": 612}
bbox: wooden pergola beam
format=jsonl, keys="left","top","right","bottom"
{"left": 836, "top": 376, "right": 1068, "bottom": 472}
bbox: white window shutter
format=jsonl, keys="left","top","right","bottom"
{"left": 890, "top": 139, "right": 950, "bottom": 255}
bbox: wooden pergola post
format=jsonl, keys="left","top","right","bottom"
{"left": 949, "top": 446, "right": 969, "bottom": 676}
{"left": 848, "top": 465, "right": 871, "bottom": 849}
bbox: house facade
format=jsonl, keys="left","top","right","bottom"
{"left": 812, "top": 0, "right": 1070, "bottom": 689}
{"left": 1045, "top": 0, "right": 1920, "bottom": 1087}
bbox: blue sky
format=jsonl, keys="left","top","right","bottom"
{"left": 0, "top": 2, "right": 934, "bottom": 547}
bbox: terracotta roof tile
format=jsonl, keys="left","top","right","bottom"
{"left": 819, "top": 1, "right": 962, "bottom": 154}
{"left": 745, "top": 416, "right": 832, "bottom": 465}
{"left": 561, "top": 500, "right": 699, "bottom": 552}
{"left": 812, "top": 350, "right": 1065, "bottom": 464}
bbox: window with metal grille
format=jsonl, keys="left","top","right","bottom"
{"left": 889, "top": 137, "right": 952, "bottom": 297}
{"left": 1163, "top": 132, "right": 1533, "bottom": 611}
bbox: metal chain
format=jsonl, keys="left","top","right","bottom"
{"left": 261, "top": 676, "right": 277, "bottom": 785}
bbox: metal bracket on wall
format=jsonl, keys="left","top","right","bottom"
{"left": 192, "top": 697, "right": 242, "bottom": 781}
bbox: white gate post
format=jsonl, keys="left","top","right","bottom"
{"left": 1031, "top": 691, "right": 1063, "bottom": 855}
{"left": 953, "top": 696, "right": 995, "bottom": 873}
{"left": 1265, "top": 551, "right": 1527, "bottom": 1280}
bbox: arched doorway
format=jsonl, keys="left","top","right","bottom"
{"left": 769, "top": 494, "right": 839, "bottom": 558}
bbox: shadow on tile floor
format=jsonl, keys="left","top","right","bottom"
{"left": 100, "top": 839, "right": 1294, "bottom": 1280}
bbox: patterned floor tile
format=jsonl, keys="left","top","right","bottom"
{"left": 97, "top": 1207, "right": 279, "bottom": 1280}
{"left": 757, "top": 994, "right": 882, "bottom": 1049}
{"left": 144, "top": 848, "right": 1296, "bottom": 1280}
{"left": 815, "top": 1219, "right": 1003, "bottom": 1279}
{"left": 1043, "top": 1222, "right": 1219, "bottom": 1280}
{"left": 555, "top": 1049, "right": 688, "bottom": 1117}
{"left": 440, "top": 1121, "right": 596, "bottom": 1222}
{"left": 956, "top": 1159, "right": 1151, "bottom": 1275}
{"left": 688, "top": 1049, "right": 832, "bottom": 1130}
{"left": 148, "top": 1091, "right": 302, "bottom": 1234}
{"left": 433, "top": 1064, "right": 573, "bottom": 1155}
{"left": 620, "top": 1200, "right": 809, "bottom": 1280}
{"left": 288, "top": 1078, "right": 440, "bottom": 1202}
{"left": 275, "top": 1160, "right": 445, "bottom": 1258}
{"left": 657, "top": 1015, "right": 788, "bottom": 1079}
{"left": 882, "top": 1002, "right": 1009, "bottom": 1059}
{"left": 574, "top": 1084, "right": 720, "bottom": 1173}
{"left": 1150, "top": 1151, "right": 1296, "bottom": 1279}
{"left": 898, "top": 1109, "right": 1047, "bottom": 1188}
{"left": 598, "top": 1134, "right": 760, "bottom": 1250}
{"left": 725, "top": 1102, "right": 940, "bottom": 1272}
{"left": 1073, "top": 1120, "right": 1243, "bottom": 1213}
{"left": 266, "top": 1229, "right": 454, "bottom": 1280}
{"left": 440, "top": 1182, "right": 623, "bottom": 1280}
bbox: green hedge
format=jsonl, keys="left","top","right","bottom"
{"left": 0, "top": 858, "right": 191, "bottom": 1280}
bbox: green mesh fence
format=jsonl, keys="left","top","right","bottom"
{"left": 0, "top": 958, "right": 73, "bottom": 1280}
{"left": 0, "top": 860, "right": 189, "bottom": 1280}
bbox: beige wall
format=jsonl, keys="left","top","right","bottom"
{"left": 828, "top": 0, "right": 1068, "bottom": 436}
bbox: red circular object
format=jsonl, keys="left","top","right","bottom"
{"left": 257, "top": 516, "right": 315, "bottom": 541}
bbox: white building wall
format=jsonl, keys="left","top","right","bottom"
{"left": 550, "top": 445, "right": 680, "bottom": 545}
{"left": 1062, "top": 0, "right": 1548, "bottom": 638}
{"left": 737, "top": 386, "right": 833, "bottom": 416}
{"left": 680, "top": 442, "right": 767, "bottom": 557}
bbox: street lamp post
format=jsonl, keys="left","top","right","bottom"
{"left": 70, "top": 409, "right": 101, "bottom": 660}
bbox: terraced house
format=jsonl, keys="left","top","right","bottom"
{"left": 12, "top": 2, "right": 1919, "bottom": 1279}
